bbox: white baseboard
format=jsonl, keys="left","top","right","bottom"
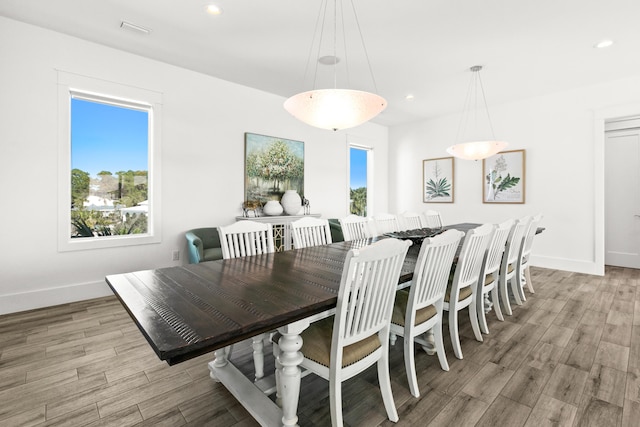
{"left": 0, "top": 280, "right": 114, "bottom": 316}
{"left": 531, "top": 255, "right": 604, "bottom": 276}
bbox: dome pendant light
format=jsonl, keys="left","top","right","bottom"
{"left": 284, "top": 0, "right": 386, "bottom": 131}
{"left": 446, "top": 65, "right": 508, "bottom": 160}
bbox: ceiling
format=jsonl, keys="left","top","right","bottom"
{"left": 2, "top": 0, "right": 640, "bottom": 127}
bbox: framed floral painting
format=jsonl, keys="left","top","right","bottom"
{"left": 423, "top": 157, "right": 454, "bottom": 203}
{"left": 244, "top": 132, "right": 304, "bottom": 203}
{"left": 483, "top": 149, "right": 525, "bottom": 203}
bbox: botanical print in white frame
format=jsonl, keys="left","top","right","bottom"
{"left": 483, "top": 149, "right": 526, "bottom": 204}
{"left": 423, "top": 157, "right": 454, "bottom": 203}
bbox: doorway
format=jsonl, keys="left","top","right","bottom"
{"left": 605, "top": 117, "right": 640, "bottom": 268}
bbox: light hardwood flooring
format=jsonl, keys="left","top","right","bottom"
{"left": 1, "top": 266, "right": 639, "bottom": 426}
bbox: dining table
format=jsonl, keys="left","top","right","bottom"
{"left": 105, "top": 222, "right": 539, "bottom": 426}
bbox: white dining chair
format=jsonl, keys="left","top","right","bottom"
{"left": 294, "top": 238, "right": 411, "bottom": 427}
{"left": 371, "top": 213, "right": 400, "bottom": 235}
{"left": 423, "top": 210, "right": 444, "bottom": 229}
{"left": 218, "top": 220, "right": 275, "bottom": 259}
{"left": 476, "top": 219, "right": 513, "bottom": 335}
{"left": 444, "top": 223, "right": 493, "bottom": 359}
{"left": 398, "top": 211, "right": 425, "bottom": 231}
{"left": 217, "top": 220, "right": 275, "bottom": 381}
{"left": 338, "top": 214, "right": 372, "bottom": 241}
{"left": 389, "top": 229, "right": 463, "bottom": 397}
{"left": 498, "top": 217, "right": 530, "bottom": 316}
{"left": 290, "top": 216, "right": 332, "bottom": 249}
{"left": 515, "top": 214, "right": 543, "bottom": 300}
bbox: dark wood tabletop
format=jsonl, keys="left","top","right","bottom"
{"left": 105, "top": 223, "right": 542, "bottom": 366}
{"left": 107, "top": 237, "right": 418, "bottom": 365}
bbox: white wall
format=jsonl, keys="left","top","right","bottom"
{"left": 389, "top": 74, "right": 640, "bottom": 275}
{"left": 0, "top": 17, "right": 389, "bottom": 315}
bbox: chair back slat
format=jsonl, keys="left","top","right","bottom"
{"left": 372, "top": 214, "right": 400, "bottom": 235}
{"left": 339, "top": 215, "right": 372, "bottom": 241}
{"left": 217, "top": 221, "right": 275, "bottom": 259}
{"left": 504, "top": 218, "right": 529, "bottom": 267}
{"left": 422, "top": 210, "right": 444, "bottom": 228}
{"left": 291, "top": 217, "right": 332, "bottom": 249}
{"left": 335, "top": 239, "right": 411, "bottom": 348}
{"left": 482, "top": 219, "right": 514, "bottom": 277}
{"left": 520, "top": 214, "right": 542, "bottom": 261}
{"left": 411, "top": 229, "right": 464, "bottom": 312}
{"left": 399, "top": 212, "right": 425, "bottom": 231}
{"left": 452, "top": 224, "right": 494, "bottom": 292}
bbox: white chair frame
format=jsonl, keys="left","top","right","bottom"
{"left": 423, "top": 210, "right": 444, "bottom": 229}
{"left": 398, "top": 211, "right": 425, "bottom": 231}
{"left": 515, "top": 214, "right": 543, "bottom": 302}
{"left": 444, "top": 223, "right": 493, "bottom": 359}
{"left": 372, "top": 213, "right": 400, "bottom": 236}
{"left": 294, "top": 238, "right": 411, "bottom": 427}
{"left": 290, "top": 217, "right": 332, "bottom": 249}
{"left": 476, "top": 219, "right": 513, "bottom": 335}
{"left": 498, "top": 218, "right": 530, "bottom": 316}
{"left": 389, "top": 229, "right": 464, "bottom": 397}
{"left": 338, "top": 214, "right": 372, "bottom": 241}
{"left": 218, "top": 220, "right": 275, "bottom": 259}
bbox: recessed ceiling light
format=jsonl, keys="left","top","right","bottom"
{"left": 120, "top": 21, "right": 152, "bottom": 34}
{"left": 405, "top": 94, "right": 415, "bottom": 101}
{"left": 594, "top": 39, "right": 614, "bottom": 49}
{"left": 206, "top": 4, "right": 223, "bottom": 15}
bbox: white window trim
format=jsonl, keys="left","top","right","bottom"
{"left": 57, "top": 71, "right": 162, "bottom": 251}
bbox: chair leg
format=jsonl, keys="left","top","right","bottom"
{"left": 491, "top": 286, "right": 504, "bottom": 322}
{"left": 525, "top": 266, "right": 535, "bottom": 293}
{"left": 511, "top": 275, "right": 524, "bottom": 306}
{"left": 500, "top": 277, "right": 513, "bottom": 316}
{"left": 377, "top": 351, "right": 399, "bottom": 422}
{"left": 404, "top": 332, "right": 419, "bottom": 397}
{"left": 477, "top": 289, "right": 489, "bottom": 334}
{"left": 469, "top": 299, "right": 483, "bottom": 342}
{"left": 252, "top": 334, "right": 266, "bottom": 381}
{"left": 449, "top": 308, "right": 463, "bottom": 359}
{"left": 329, "top": 377, "right": 344, "bottom": 427}
{"left": 433, "top": 322, "right": 449, "bottom": 371}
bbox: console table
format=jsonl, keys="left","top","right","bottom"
{"left": 235, "top": 214, "right": 321, "bottom": 251}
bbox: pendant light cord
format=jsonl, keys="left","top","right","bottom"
{"left": 454, "top": 66, "right": 497, "bottom": 143}
{"left": 348, "top": 0, "right": 379, "bottom": 93}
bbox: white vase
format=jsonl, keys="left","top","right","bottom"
{"left": 263, "top": 200, "right": 283, "bottom": 216}
{"left": 281, "top": 190, "right": 302, "bottom": 215}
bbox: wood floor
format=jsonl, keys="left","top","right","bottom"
{"left": 1, "top": 266, "right": 639, "bottom": 426}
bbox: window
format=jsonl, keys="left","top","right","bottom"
{"left": 58, "top": 72, "right": 162, "bottom": 251}
{"left": 349, "top": 145, "right": 372, "bottom": 216}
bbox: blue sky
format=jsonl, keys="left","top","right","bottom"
{"left": 71, "top": 98, "right": 148, "bottom": 178}
{"left": 350, "top": 147, "right": 367, "bottom": 189}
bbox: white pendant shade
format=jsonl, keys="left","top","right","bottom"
{"left": 284, "top": 89, "right": 386, "bottom": 131}
{"left": 446, "top": 140, "right": 508, "bottom": 161}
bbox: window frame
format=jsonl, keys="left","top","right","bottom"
{"left": 57, "top": 71, "right": 162, "bottom": 251}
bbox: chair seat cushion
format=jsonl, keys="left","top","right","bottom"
{"left": 391, "top": 290, "right": 437, "bottom": 327}
{"left": 444, "top": 283, "right": 473, "bottom": 302}
{"left": 484, "top": 273, "right": 495, "bottom": 286}
{"left": 203, "top": 247, "right": 223, "bottom": 262}
{"left": 300, "top": 316, "right": 380, "bottom": 368}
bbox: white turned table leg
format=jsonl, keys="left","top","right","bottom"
{"left": 252, "top": 333, "right": 266, "bottom": 381}
{"left": 277, "top": 319, "right": 309, "bottom": 427}
{"left": 422, "top": 329, "right": 436, "bottom": 355}
{"left": 209, "top": 346, "right": 230, "bottom": 382}
{"left": 484, "top": 293, "right": 493, "bottom": 314}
